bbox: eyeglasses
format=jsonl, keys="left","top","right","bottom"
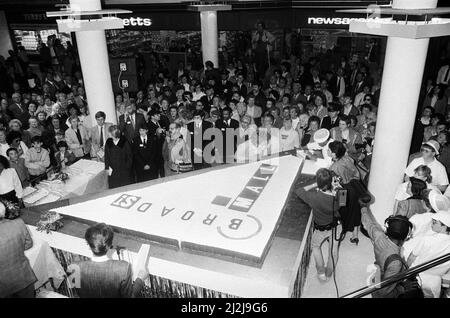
{"left": 420, "top": 148, "right": 432, "bottom": 153}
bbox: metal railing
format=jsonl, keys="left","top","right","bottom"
{"left": 341, "top": 253, "right": 450, "bottom": 298}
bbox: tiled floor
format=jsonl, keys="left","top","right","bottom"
{"left": 301, "top": 231, "right": 375, "bottom": 298}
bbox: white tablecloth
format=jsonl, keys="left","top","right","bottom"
{"left": 25, "top": 234, "right": 66, "bottom": 290}
{"left": 24, "top": 159, "right": 108, "bottom": 206}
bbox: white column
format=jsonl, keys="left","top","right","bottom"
{"left": 367, "top": 0, "right": 438, "bottom": 223}
{"left": 0, "top": 11, "right": 13, "bottom": 58}
{"left": 200, "top": 11, "right": 218, "bottom": 68}
{"left": 70, "top": 0, "right": 117, "bottom": 124}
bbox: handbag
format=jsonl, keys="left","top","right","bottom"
{"left": 382, "top": 254, "right": 424, "bottom": 298}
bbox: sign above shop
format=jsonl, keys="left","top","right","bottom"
{"left": 307, "top": 16, "right": 367, "bottom": 25}
{"left": 122, "top": 17, "right": 152, "bottom": 26}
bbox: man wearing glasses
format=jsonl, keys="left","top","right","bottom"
{"left": 405, "top": 140, "right": 449, "bottom": 193}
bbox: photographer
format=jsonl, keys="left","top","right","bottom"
{"left": 359, "top": 195, "right": 421, "bottom": 298}
{"left": 295, "top": 168, "right": 340, "bottom": 282}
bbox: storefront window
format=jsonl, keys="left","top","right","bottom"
{"left": 13, "top": 29, "right": 72, "bottom": 52}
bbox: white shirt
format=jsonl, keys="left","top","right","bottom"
{"left": 192, "top": 91, "right": 205, "bottom": 102}
{"left": 354, "top": 92, "right": 366, "bottom": 107}
{"left": 0, "top": 143, "right": 9, "bottom": 157}
{"left": 394, "top": 181, "right": 440, "bottom": 201}
{"left": 279, "top": 127, "right": 300, "bottom": 151}
{"left": 405, "top": 157, "right": 449, "bottom": 187}
{"left": 436, "top": 64, "right": 450, "bottom": 85}
{"left": 0, "top": 168, "right": 23, "bottom": 198}
{"left": 307, "top": 138, "right": 334, "bottom": 168}
{"left": 291, "top": 117, "right": 300, "bottom": 131}
{"left": 98, "top": 125, "right": 106, "bottom": 147}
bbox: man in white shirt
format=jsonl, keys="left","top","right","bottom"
{"left": 279, "top": 117, "right": 300, "bottom": 151}
{"left": 405, "top": 140, "right": 449, "bottom": 192}
{"left": 320, "top": 80, "right": 333, "bottom": 104}
{"left": 436, "top": 63, "right": 450, "bottom": 85}
{"left": 90, "top": 111, "right": 113, "bottom": 162}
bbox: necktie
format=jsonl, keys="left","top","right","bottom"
{"left": 337, "top": 77, "right": 341, "bottom": 89}
{"left": 17, "top": 103, "right": 23, "bottom": 113}
{"left": 99, "top": 126, "right": 104, "bottom": 146}
{"left": 75, "top": 129, "right": 83, "bottom": 145}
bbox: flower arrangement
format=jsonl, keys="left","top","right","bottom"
{"left": 36, "top": 211, "right": 64, "bottom": 234}
{"left": 0, "top": 198, "right": 21, "bottom": 219}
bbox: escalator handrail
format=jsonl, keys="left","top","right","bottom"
{"left": 341, "top": 252, "right": 450, "bottom": 298}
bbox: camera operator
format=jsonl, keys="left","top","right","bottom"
{"left": 295, "top": 168, "right": 340, "bottom": 282}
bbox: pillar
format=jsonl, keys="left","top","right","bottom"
{"left": 200, "top": 11, "right": 218, "bottom": 68}
{"left": 70, "top": 0, "right": 117, "bottom": 124}
{"left": 0, "top": 11, "right": 13, "bottom": 58}
{"left": 367, "top": 0, "right": 438, "bottom": 223}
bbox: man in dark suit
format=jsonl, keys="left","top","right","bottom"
{"left": 216, "top": 107, "right": 240, "bottom": 163}
{"left": 217, "top": 69, "right": 233, "bottom": 98}
{"left": 187, "top": 110, "right": 214, "bottom": 170}
{"left": 351, "top": 72, "right": 367, "bottom": 98}
{"left": 235, "top": 73, "right": 247, "bottom": 98}
{"left": 321, "top": 103, "right": 341, "bottom": 130}
{"left": 132, "top": 125, "right": 155, "bottom": 182}
{"left": 291, "top": 80, "right": 307, "bottom": 106}
{"left": 0, "top": 203, "right": 37, "bottom": 298}
{"left": 146, "top": 109, "right": 165, "bottom": 179}
{"left": 9, "top": 93, "right": 30, "bottom": 130}
{"left": 118, "top": 102, "right": 146, "bottom": 144}
{"left": 250, "top": 82, "right": 267, "bottom": 114}
{"left": 74, "top": 223, "right": 147, "bottom": 298}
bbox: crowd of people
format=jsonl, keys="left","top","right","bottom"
{"left": 1, "top": 26, "right": 450, "bottom": 298}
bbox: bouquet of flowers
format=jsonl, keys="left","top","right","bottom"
{"left": 0, "top": 198, "right": 21, "bottom": 219}
{"left": 36, "top": 211, "right": 64, "bottom": 234}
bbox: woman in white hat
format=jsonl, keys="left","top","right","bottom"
{"left": 402, "top": 211, "right": 450, "bottom": 298}
{"left": 405, "top": 139, "right": 449, "bottom": 192}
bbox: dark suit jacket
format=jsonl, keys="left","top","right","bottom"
{"left": 236, "top": 83, "right": 247, "bottom": 98}
{"left": 76, "top": 259, "right": 144, "bottom": 298}
{"left": 291, "top": 92, "right": 307, "bottom": 106}
{"left": 132, "top": 134, "right": 156, "bottom": 172}
{"left": 118, "top": 113, "right": 146, "bottom": 143}
{"left": 187, "top": 120, "right": 214, "bottom": 165}
{"left": 9, "top": 103, "right": 31, "bottom": 129}
{"left": 54, "top": 149, "right": 77, "bottom": 170}
{"left": 321, "top": 116, "right": 339, "bottom": 130}
{"left": 0, "top": 218, "right": 37, "bottom": 297}
{"left": 215, "top": 118, "right": 240, "bottom": 162}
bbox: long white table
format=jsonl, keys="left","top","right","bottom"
{"left": 23, "top": 159, "right": 108, "bottom": 206}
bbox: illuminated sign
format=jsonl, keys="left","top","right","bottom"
{"left": 122, "top": 17, "right": 152, "bottom": 27}
{"left": 307, "top": 17, "right": 367, "bottom": 25}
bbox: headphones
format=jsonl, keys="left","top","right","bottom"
{"left": 384, "top": 215, "right": 414, "bottom": 241}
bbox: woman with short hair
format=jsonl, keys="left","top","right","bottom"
{"left": 328, "top": 140, "right": 366, "bottom": 245}
{"left": 330, "top": 114, "right": 363, "bottom": 160}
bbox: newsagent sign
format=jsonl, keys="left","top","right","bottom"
{"left": 52, "top": 156, "right": 303, "bottom": 263}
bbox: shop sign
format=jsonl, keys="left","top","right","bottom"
{"left": 307, "top": 16, "right": 367, "bottom": 25}
{"left": 122, "top": 17, "right": 152, "bottom": 27}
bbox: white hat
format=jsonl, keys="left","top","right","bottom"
{"left": 423, "top": 140, "right": 440, "bottom": 155}
{"left": 313, "top": 129, "right": 330, "bottom": 144}
{"left": 428, "top": 190, "right": 450, "bottom": 212}
{"left": 431, "top": 212, "right": 450, "bottom": 227}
